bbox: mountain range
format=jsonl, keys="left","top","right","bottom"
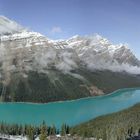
{"left": 0, "top": 16, "right": 140, "bottom": 103}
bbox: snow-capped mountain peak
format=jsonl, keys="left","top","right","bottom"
{"left": 0, "top": 16, "right": 140, "bottom": 76}
{"left": 0, "top": 31, "right": 43, "bottom": 41}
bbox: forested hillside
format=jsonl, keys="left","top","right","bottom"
{"left": 1, "top": 69, "right": 140, "bottom": 103}
{"left": 71, "top": 103, "right": 140, "bottom": 140}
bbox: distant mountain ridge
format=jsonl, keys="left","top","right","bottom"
{"left": 0, "top": 16, "right": 140, "bottom": 103}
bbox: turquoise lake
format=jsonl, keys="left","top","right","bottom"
{"left": 0, "top": 88, "right": 140, "bottom": 128}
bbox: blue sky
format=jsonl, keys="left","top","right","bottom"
{"left": 0, "top": 0, "right": 140, "bottom": 58}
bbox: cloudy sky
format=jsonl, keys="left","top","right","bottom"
{"left": 0, "top": 0, "right": 140, "bottom": 58}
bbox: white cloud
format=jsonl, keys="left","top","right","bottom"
{"left": 50, "top": 26, "right": 62, "bottom": 34}
{"left": 0, "top": 16, "right": 24, "bottom": 35}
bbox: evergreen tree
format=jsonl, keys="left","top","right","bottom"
{"left": 138, "top": 128, "right": 140, "bottom": 136}
{"left": 39, "top": 121, "right": 48, "bottom": 140}
{"left": 61, "top": 124, "right": 66, "bottom": 136}
{"left": 27, "top": 125, "right": 35, "bottom": 140}
{"left": 51, "top": 125, "right": 56, "bottom": 135}
{"left": 66, "top": 125, "right": 70, "bottom": 134}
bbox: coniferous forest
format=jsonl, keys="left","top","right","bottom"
{"left": 1, "top": 70, "right": 140, "bottom": 103}
{"left": 0, "top": 121, "right": 70, "bottom": 140}
{"left": 71, "top": 103, "right": 140, "bottom": 140}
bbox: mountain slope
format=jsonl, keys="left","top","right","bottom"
{"left": 0, "top": 16, "right": 140, "bottom": 103}
{"left": 70, "top": 103, "right": 140, "bottom": 140}
{"left": 1, "top": 69, "right": 140, "bottom": 103}
{"left": 67, "top": 35, "right": 140, "bottom": 69}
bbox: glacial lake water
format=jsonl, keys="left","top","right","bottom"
{"left": 0, "top": 88, "right": 140, "bottom": 128}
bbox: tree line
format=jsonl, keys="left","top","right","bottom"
{"left": 0, "top": 121, "right": 70, "bottom": 140}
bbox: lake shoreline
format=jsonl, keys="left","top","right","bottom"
{"left": 0, "top": 87, "right": 140, "bottom": 105}
{"left": 0, "top": 87, "right": 140, "bottom": 128}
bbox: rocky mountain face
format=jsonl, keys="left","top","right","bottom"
{"left": 67, "top": 35, "right": 140, "bottom": 68}
{"left": 0, "top": 16, "right": 140, "bottom": 103}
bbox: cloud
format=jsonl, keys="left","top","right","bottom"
{"left": 0, "top": 16, "right": 24, "bottom": 35}
{"left": 86, "top": 61, "right": 140, "bottom": 75}
{"left": 50, "top": 26, "right": 62, "bottom": 34}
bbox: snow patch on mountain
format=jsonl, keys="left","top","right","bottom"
{"left": 0, "top": 31, "right": 42, "bottom": 41}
